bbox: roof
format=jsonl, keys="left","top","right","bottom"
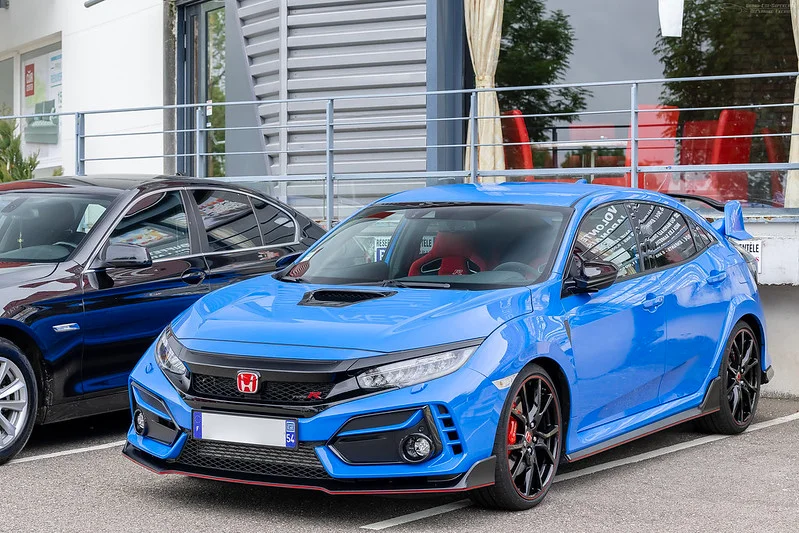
{"left": 376, "top": 182, "right": 627, "bottom": 208}
{"left": 0, "top": 174, "right": 235, "bottom": 197}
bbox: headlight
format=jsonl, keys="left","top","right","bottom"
{"left": 356, "top": 346, "right": 477, "bottom": 390}
{"left": 155, "top": 328, "right": 188, "bottom": 376}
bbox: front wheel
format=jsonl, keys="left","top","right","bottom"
{"left": 470, "top": 364, "right": 562, "bottom": 511}
{"left": 696, "top": 322, "right": 761, "bottom": 434}
{"left": 0, "top": 339, "right": 38, "bottom": 465}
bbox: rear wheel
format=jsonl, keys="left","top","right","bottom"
{"left": 0, "top": 339, "right": 37, "bottom": 465}
{"left": 470, "top": 364, "right": 562, "bottom": 511}
{"left": 696, "top": 322, "right": 760, "bottom": 434}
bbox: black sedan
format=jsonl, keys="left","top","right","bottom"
{"left": 0, "top": 175, "right": 323, "bottom": 463}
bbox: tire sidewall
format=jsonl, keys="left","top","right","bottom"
{"left": 0, "top": 339, "right": 38, "bottom": 465}
{"left": 489, "top": 363, "right": 562, "bottom": 510}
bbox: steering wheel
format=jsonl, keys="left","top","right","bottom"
{"left": 493, "top": 261, "right": 541, "bottom": 279}
{"left": 53, "top": 241, "right": 78, "bottom": 251}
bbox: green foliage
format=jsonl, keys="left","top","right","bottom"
{"left": 0, "top": 116, "right": 39, "bottom": 182}
{"left": 495, "top": 0, "right": 589, "bottom": 141}
{"left": 654, "top": 0, "right": 795, "bottom": 127}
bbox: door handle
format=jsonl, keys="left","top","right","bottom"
{"left": 707, "top": 270, "right": 728, "bottom": 285}
{"left": 642, "top": 293, "right": 664, "bottom": 311}
{"left": 181, "top": 269, "right": 206, "bottom": 285}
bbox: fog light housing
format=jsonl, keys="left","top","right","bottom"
{"left": 133, "top": 409, "right": 147, "bottom": 436}
{"left": 400, "top": 433, "right": 433, "bottom": 463}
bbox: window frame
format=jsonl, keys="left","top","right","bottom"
{"left": 186, "top": 186, "right": 301, "bottom": 256}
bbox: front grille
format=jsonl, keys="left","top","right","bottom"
{"left": 173, "top": 436, "right": 331, "bottom": 480}
{"left": 191, "top": 374, "right": 335, "bottom": 405}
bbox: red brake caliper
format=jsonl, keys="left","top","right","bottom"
{"left": 507, "top": 403, "right": 518, "bottom": 445}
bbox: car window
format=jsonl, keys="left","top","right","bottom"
{"left": 250, "top": 197, "right": 296, "bottom": 246}
{"left": 191, "top": 190, "right": 263, "bottom": 252}
{"left": 691, "top": 221, "right": 716, "bottom": 251}
{"left": 0, "top": 193, "right": 112, "bottom": 263}
{"left": 574, "top": 203, "right": 641, "bottom": 279}
{"left": 109, "top": 191, "right": 190, "bottom": 261}
{"left": 629, "top": 203, "right": 697, "bottom": 269}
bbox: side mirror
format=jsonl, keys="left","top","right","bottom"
{"left": 275, "top": 251, "right": 302, "bottom": 270}
{"left": 97, "top": 243, "right": 153, "bottom": 269}
{"left": 565, "top": 257, "right": 618, "bottom": 294}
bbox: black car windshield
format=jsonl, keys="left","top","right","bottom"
{"left": 0, "top": 193, "right": 111, "bottom": 263}
{"left": 281, "top": 203, "right": 569, "bottom": 289}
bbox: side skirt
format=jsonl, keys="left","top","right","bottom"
{"left": 43, "top": 390, "right": 129, "bottom": 424}
{"left": 565, "top": 377, "right": 722, "bottom": 463}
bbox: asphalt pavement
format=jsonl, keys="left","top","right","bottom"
{"left": 2, "top": 398, "right": 798, "bottom": 533}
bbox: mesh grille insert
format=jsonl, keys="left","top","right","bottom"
{"left": 191, "top": 374, "right": 335, "bottom": 405}
{"left": 172, "top": 436, "right": 331, "bottom": 480}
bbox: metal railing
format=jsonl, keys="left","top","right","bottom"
{"left": 3, "top": 71, "right": 799, "bottom": 228}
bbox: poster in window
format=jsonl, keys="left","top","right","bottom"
{"left": 21, "top": 47, "right": 62, "bottom": 165}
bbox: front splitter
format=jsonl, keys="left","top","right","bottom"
{"left": 123, "top": 443, "right": 495, "bottom": 495}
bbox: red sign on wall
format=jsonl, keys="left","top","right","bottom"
{"left": 24, "top": 64, "right": 34, "bottom": 97}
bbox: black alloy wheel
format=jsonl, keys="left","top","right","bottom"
{"left": 697, "top": 321, "right": 761, "bottom": 434}
{"left": 471, "top": 364, "right": 561, "bottom": 510}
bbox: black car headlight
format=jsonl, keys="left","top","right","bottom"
{"left": 155, "top": 328, "right": 188, "bottom": 376}
{"left": 356, "top": 346, "right": 477, "bottom": 390}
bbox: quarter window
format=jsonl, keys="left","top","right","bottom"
{"left": 691, "top": 221, "right": 716, "bottom": 251}
{"left": 629, "top": 203, "right": 697, "bottom": 269}
{"left": 192, "top": 190, "right": 262, "bottom": 252}
{"left": 251, "top": 198, "right": 296, "bottom": 246}
{"left": 575, "top": 203, "right": 640, "bottom": 279}
{"left": 110, "top": 191, "right": 190, "bottom": 260}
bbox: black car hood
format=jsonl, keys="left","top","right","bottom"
{"left": 0, "top": 262, "right": 59, "bottom": 290}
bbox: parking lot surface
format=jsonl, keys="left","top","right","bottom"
{"left": 3, "top": 398, "right": 798, "bottom": 532}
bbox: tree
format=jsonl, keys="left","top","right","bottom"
{"left": 495, "top": 0, "right": 588, "bottom": 142}
{"left": 654, "top": 0, "right": 794, "bottom": 127}
{"left": 0, "top": 116, "right": 39, "bottom": 182}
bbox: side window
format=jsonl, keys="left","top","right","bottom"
{"left": 192, "top": 190, "right": 262, "bottom": 252}
{"left": 575, "top": 203, "right": 641, "bottom": 279}
{"left": 77, "top": 203, "right": 107, "bottom": 233}
{"left": 630, "top": 203, "right": 697, "bottom": 269}
{"left": 250, "top": 197, "right": 296, "bottom": 246}
{"left": 691, "top": 221, "right": 717, "bottom": 251}
{"left": 110, "top": 191, "right": 190, "bottom": 260}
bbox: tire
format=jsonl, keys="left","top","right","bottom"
{"left": 470, "top": 364, "right": 562, "bottom": 511}
{"left": 0, "top": 338, "right": 38, "bottom": 466}
{"left": 696, "top": 321, "right": 761, "bottom": 435}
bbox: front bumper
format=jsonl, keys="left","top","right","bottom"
{"left": 123, "top": 442, "right": 496, "bottom": 495}
{"left": 125, "top": 346, "right": 505, "bottom": 493}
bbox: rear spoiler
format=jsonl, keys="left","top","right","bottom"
{"left": 666, "top": 193, "right": 752, "bottom": 240}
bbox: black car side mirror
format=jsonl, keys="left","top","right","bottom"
{"left": 97, "top": 243, "right": 153, "bottom": 269}
{"left": 565, "top": 257, "right": 619, "bottom": 294}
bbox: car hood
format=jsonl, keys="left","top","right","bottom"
{"left": 172, "top": 277, "right": 533, "bottom": 356}
{"left": 0, "top": 262, "right": 58, "bottom": 290}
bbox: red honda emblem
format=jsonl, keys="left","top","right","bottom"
{"left": 236, "top": 371, "right": 260, "bottom": 394}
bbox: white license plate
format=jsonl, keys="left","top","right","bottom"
{"left": 192, "top": 411, "right": 297, "bottom": 449}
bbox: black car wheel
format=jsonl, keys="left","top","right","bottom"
{"left": 0, "top": 339, "right": 38, "bottom": 465}
{"left": 696, "top": 322, "right": 761, "bottom": 434}
{"left": 470, "top": 364, "right": 562, "bottom": 511}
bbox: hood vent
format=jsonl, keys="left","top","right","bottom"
{"left": 299, "top": 289, "right": 397, "bottom": 308}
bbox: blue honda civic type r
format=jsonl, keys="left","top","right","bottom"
{"left": 123, "top": 183, "right": 772, "bottom": 510}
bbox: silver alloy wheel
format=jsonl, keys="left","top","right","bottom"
{"left": 0, "top": 357, "right": 29, "bottom": 451}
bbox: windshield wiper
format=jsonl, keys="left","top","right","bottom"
{"left": 380, "top": 279, "right": 451, "bottom": 289}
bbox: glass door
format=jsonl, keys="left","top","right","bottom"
{"left": 179, "top": 0, "right": 226, "bottom": 178}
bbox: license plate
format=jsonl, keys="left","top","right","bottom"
{"left": 192, "top": 411, "right": 297, "bottom": 449}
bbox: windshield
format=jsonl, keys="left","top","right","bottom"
{"left": 281, "top": 203, "right": 569, "bottom": 289}
{"left": 0, "top": 193, "right": 111, "bottom": 263}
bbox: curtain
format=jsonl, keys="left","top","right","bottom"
{"left": 786, "top": 0, "right": 799, "bottom": 207}
{"left": 464, "top": 0, "right": 506, "bottom": 182}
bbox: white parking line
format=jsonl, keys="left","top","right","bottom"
{"left": 360, "top": 411, "right": 799, "bottom": 530}
{"left": 7, "top": 439, "right": 127, "bottom": 465}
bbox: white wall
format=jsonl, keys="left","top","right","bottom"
{"left": 0, "top": 0, "right": 165, "bottom": 175}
